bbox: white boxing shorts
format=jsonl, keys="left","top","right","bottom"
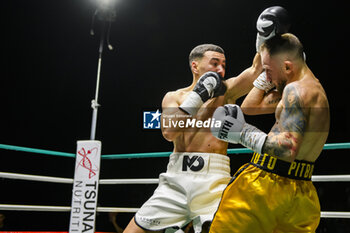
{"left": 135, "top": 152, "right": 231, "bottom": 233}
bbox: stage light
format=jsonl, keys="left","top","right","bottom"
{"left": 97, "top": 0, "right": 116, "bottom": 11}
{"left": 93, "top": 0, "right": 117, "bottom": 22}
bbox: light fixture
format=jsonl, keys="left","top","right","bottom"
{"left": 95, "top": 0, "right": 117, "bottom": 21}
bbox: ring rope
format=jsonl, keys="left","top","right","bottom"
{"left": 311, "top": 174, "right": 350, "bottom": 182}
{"left": 0, "top": 172, "right": 159, "bottom": 184}
{"left": 0, "top": 204, "right": 349, "bottom": 218}
{"left": 0, "top": 144, "right": 75, "bottom": 158}
{"left": 1, "top": 142, "right": 349, "bottom": 159}
{"left": 1, "top": 143, "right": 349, "bottom": 220}
{"left": 1, "top": 172, "right": 350, "bottom": 184}
{"left": 0, "top": 204, "right": 139, "bottom": 213}
{"left": 320, "top": 212, "right": 350, "bottom": 219}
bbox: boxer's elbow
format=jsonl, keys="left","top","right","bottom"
{"left": 161, "top": 129, "right": 178, "bottom": 142}
{"left": 278, "top": 145, "right": 298, "bottom": 162}
{"left": 263, "top": 133, "right": 299, "bottom": 162}
{"left": 241, "top": 103, "right": 258, "bottom": 115}
{"left": 241, "top": 100, "right": 264, "bottom": 115}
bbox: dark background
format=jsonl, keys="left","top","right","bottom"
{"left": 1, "top": 0, "right": 349, "bottom": 231}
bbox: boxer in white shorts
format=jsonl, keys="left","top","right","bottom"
{"left": 136, "top": 152, "right": 231, "bottom": 232}
{"left": 124, "top": 43, "right": 263, "bottom": 233}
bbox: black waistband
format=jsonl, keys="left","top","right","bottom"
{"left": 250, "top": 152, "right": 315, "bottom": 181}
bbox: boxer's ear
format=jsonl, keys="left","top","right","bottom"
{"left": 191, "top": 61, "right": 199, "bottom": 75}
{"left": 284, "top": 61, "right": 293, "bottom": 75}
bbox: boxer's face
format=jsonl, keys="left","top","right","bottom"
{"left": 194, "top": 51, "right": 226, "bottom": 78}
{"left": 261, "top": 49, "right": 287, "bottom": 94}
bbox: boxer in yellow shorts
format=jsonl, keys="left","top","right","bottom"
{"left": 210, "top": 32, "right": 330, "bottom": 232}
{"left": 211, "top": 153, "right": 320, "bottom": 232}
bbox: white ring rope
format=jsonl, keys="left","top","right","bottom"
{"left": 0, "top": 204, "right": 139, "bottom": 213}
{"left": 0, "top": 172, "right": 159, "bottom": 184}
{"left": 0, "top": 204, "right": 349, "bottom": 219}
{"left": 311, "top": 175, "right": 350, "bottom": 182}
{"left": 1, "top": 172, "right": 349, "bottom": 184}
{"left": 321, "top": 211, "right": 350, "bottom": 219}
{"left": 1, "top": 173, "right": 349, "bottom": 218}
{"left": 100, "top": 178, "right": 159, "bottom": 184}
{"left": 0, "top": 172, "right": 73, "bottom": 184}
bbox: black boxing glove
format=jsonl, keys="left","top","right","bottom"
{"left": 179, "top": 71, "right": 226, "bottom": 116}
{"left": 256, "top": 6, "right": 291, "bottom": 52}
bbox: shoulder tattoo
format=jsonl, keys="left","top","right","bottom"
{"left": 262, "top": 84, "right": 306, "bottom": 159}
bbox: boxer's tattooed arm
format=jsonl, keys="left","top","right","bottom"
{"left": 266, "top": 96, "right": 282, "bottom": 105}
{"left": 262, "top": 85, "right": 306, "bottom": 160}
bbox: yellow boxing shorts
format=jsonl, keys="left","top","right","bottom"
{"left": 210, "top": 152, "right": 320, "bottom": 233}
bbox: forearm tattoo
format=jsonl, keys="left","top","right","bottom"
{"left": 262, "top": 85, "right": 306, "bottom": 159}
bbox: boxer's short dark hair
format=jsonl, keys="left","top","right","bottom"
{"left": 261, "top": 33, "right": 304, "bottom": 61}
{"left": 189, "top": 44, "right": 225, "bottom": 66}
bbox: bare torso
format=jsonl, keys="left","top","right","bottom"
{"left": 162, "top": 85, "right": 236, "bottom": 155}
{"left": 160, "top": 52, "right": 261, "bottom": 156}
{"left": 272, "top": 68, "right": 330, "bottom": 162}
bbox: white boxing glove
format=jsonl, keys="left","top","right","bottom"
{"left": 211, "top": 104, "right": 268, "bottom": 154}
{"left": 211, "top": 104, "right": 245, "bottom": 143}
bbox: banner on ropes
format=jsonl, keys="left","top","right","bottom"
{"left": 69, "top": 140, "right": 101, "bottom": 233}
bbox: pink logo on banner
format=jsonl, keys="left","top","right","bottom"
{"left": 77, "top": 147, "right": 99, "bottom": 179}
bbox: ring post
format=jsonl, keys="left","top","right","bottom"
{"left": 69, "top": 140, "right": 102, "bottom": 233}
{"left": 68, "top": 3, "right": 116, "bottom": 231}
